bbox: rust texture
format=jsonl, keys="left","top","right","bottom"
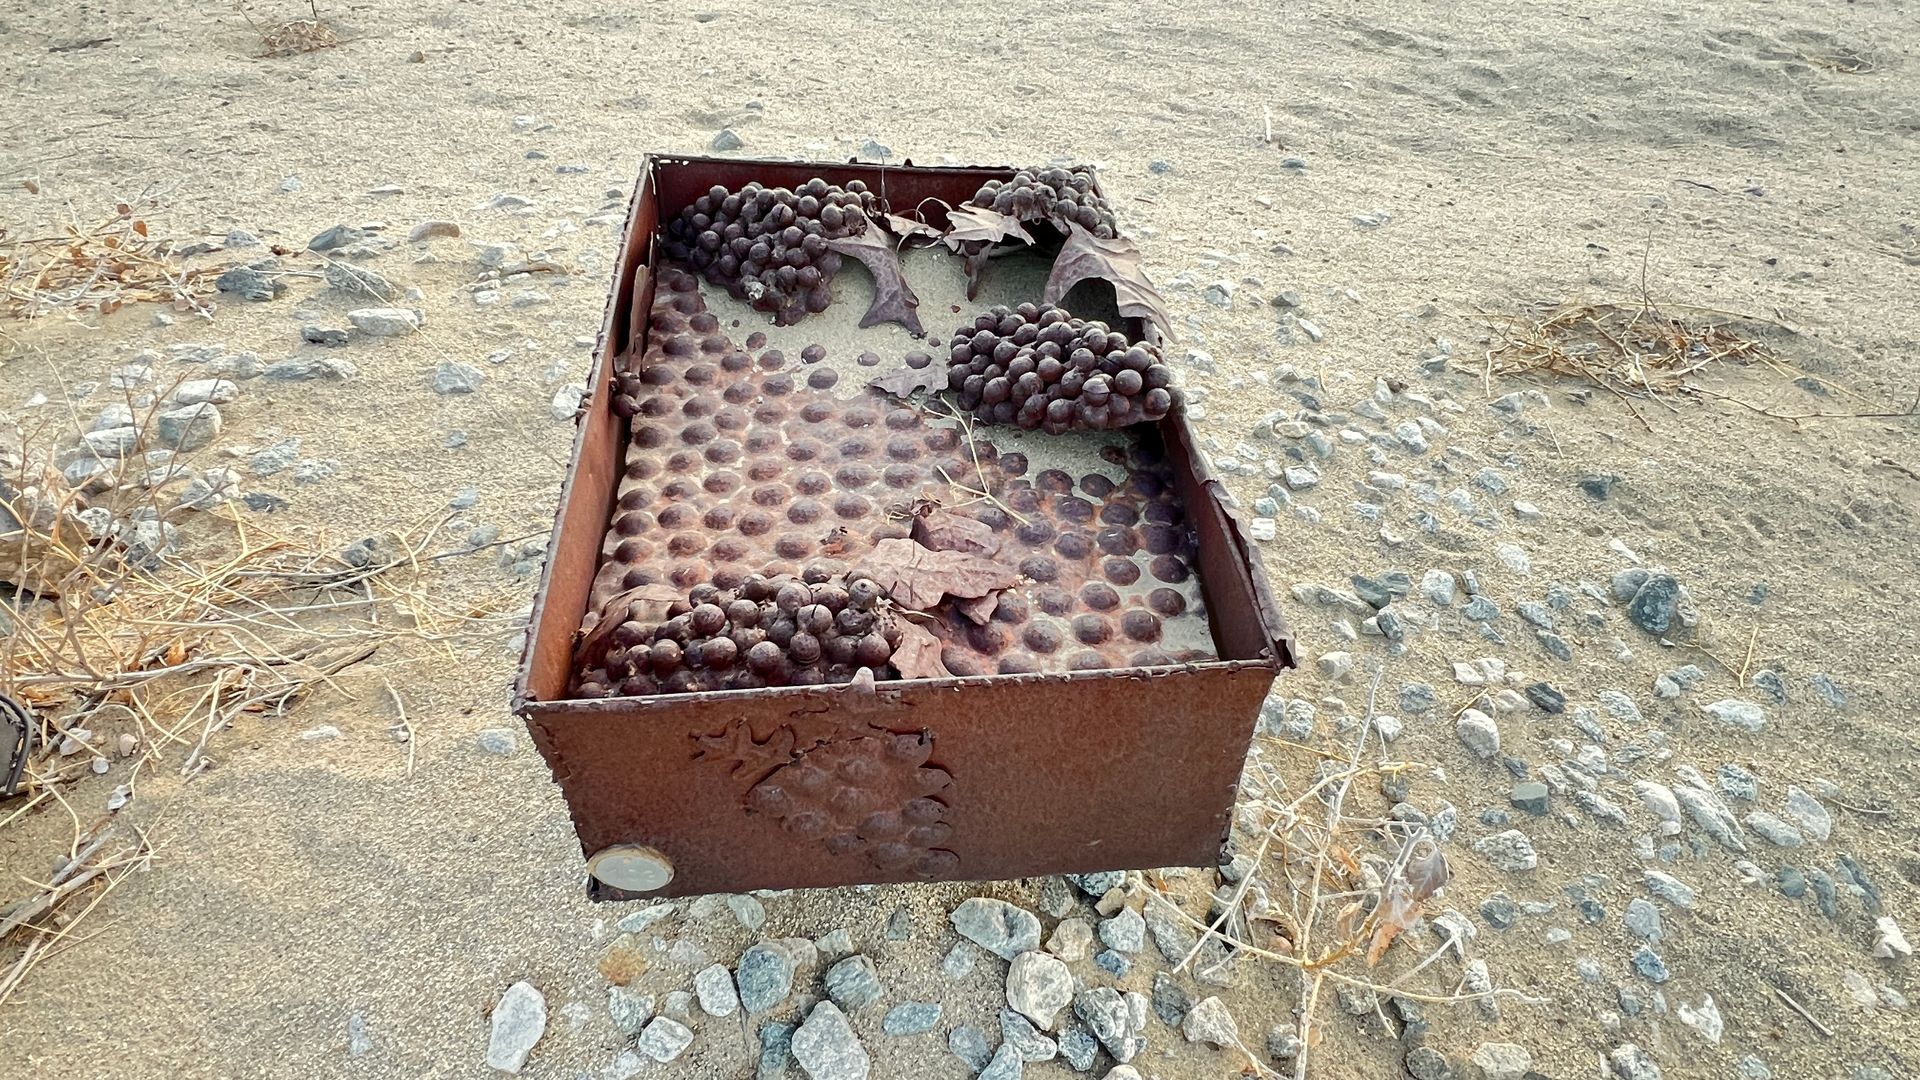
{"left": 513, "top": 156, "right": 1296, "bottom": 899}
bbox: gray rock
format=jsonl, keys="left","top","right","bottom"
{"left": 1065, "top": 871, "right": 1125, "bottom": 898}
{"left": 696, "top": 962, "right": 740, "bottom": 1016}
{"left": 1098, "top": 908, "right": 1146, "bottom": 954}
{"left": 1072, "top": 987, "right": 1132, "bottom": 1060}
{"left": 738, "top": 942, "right": 799, "bottom": 1013}
{"left": 1005, "top": 951, "right": 1073, "bottom": 1029}
{"left": 1421, "top": 569, "right": 1457, "bottom": 605}
{"left": 1627, "top": 574, "right": 1682, "bottom": 635}
{"left": 1181, "top": 996, "right": 1239, "bottom": 1048}
{"left": 153, "top": 403, "right": 222, "bottom": 451}
{"left": 1473, "top": 830, "right": 1538, "bottom": 872}
{"left": 346, "top": 1011, "right": 372, "bottom": 1057}
{"left": 977, "top": 1043, "right": 1022, "bottom": 1080}
{"left": 730, "top": 894, "right": 767, "bottom": 931}
{"left": 485, "top": 981, "right": 546, "bottom": 1074}
{"left": 1463, "top": 596, "right": 1499, "bottom": 621}
{"left": 302, "top": 325, "right": 350, "bottom": 347}
{"left": 885, "top": 905, "right": 913, "bottom": 941}
{"left": 172, "top": 378, "right": 238, "bottom": 405}
{"left": 348, "top": 307, "right": 423, "bottom": 337}
{"left": 1046, "top": 918, "right": 1092, "bottom": 961}
{"left": 711, "top": 128, "right": 745, "bottom": 151}
{"left": 1150, "top": 971, "right": 1193, "bottom": 1028}
{"left": 1406, "top": 1046, "right": 1453, "bottom": 1080}
{"left": 432, "top": 361, "right": 485, "bottom": 395}
{"left": 475, "top": 728, "right": 516, "bottom": 755}
{"left": 942, "top": 941, "right": 978, "bottom": 980}
{"left": 264, "top": 356, "right": 357, "bottom": 381}
{"left": 81, "top": 426, "right": 139, "bottom": 459}
{"left": 324, "top": 260, "right": 399, "bottom": 301}
{"left": 637, "top": 1016, "right": 693, "bottom": 1063}
{"left": 882, "top": 1002, "right": 940, "bottom": 1036}
{"left": 250, "top": 438, "right": 302, "bottom": 477}
{"left": 1471, "top": 1043, "right": 1532, "bottom": 1080}
{"left": 1744, "top": 811, "right": 1804, "bottom": 848}
{"left": 1631, "top": 946, "right": 1669, "bottom": 982}
{"left": 1400, "top": 682, "right": 1436, "bottom": 713}
{"left": 758, "top": 1021, "right": 795, "bottom": 1080}
{"left": 1057, "top": 1024, "right": 1097, "bottom": 1071}
{"left": 308, "top": 224, "right": 366, "bottom": 251}
{"left": 216, "top": 264, "right": 286, "bottom": 301}
{"left": 1143, "top": 905, "right": 1198, "bottom": 963}
{"left": 1716, "top": 764, "right": 1759, "bottom": 802}
{"left": 792, "top": 1001, "right": 868, "bottom": 1080}
{"left": 607, "top": 986, "right": 653, "bottom": 1035}
{"left": 824, "top": 954, "right": 884, "bottom": 1011}
{"left": 999, "top": 1009, "right": 1057, "bottom": 1061}
{"left": 1783, "top": 786, "right": 1832, "bottom": 842}
{"left": 1643, "top": 870, "right": 1696, "bottom": 909}
{"left": 1624, "top": 898, "right": 1662, "bottom": 942}
{"left": 1479, "top": 893, "right": 1518, "bottom": 929}
{"left": 1457, "top": 709, "right": 1501, "bottom": 759}
{"left": 1701, "top": 698, "right": 1766, "bottom": 732}
{"left": 951, "top": 898, "right": 1041, "bottom": 961}
{"left": 1609, "top": 1042, "right": 1663, "bottom": 1080}
{"left": 1509, "top": 782, "right": 1549, "bottom": 816}
{"left": 1673, "top": 785, "right": 1746, "bottom": 852}
{"left": 948, "top": 1025, "right": 992, "bottom": 1072}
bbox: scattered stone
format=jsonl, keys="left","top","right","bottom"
{"left": 1457, "top": 709, "right": 1501, "bottom": 759}
{"left": 1609, "top": 1043, "right": 1663, "bottom": 1080}
{"left": 1047, "top": 918, "right": 1092, "bottom": 961}
{"left": 1471, "top": 1043, "right": 1532, "bottom": 1080}
{"left": 882, "top": 1002, "right": 941, "bottom": 1036}
{"left": 977, "top": 1043, "right": 1022, "bottom": 1080}
{"left": 792, "top": 1001, "right": 868, "bottom": 1080}
{"left": 1673, "top": 785, "right": 1746, "bottom": 852}
{"left": 1000, "top": 1009, "right": 1058, "bottom": 1061}
{"left": 943, "top": 942, "right": 978, "bottom": 980}
{"left": 637, "top": 1016, "right": 694, "bottom": 1063}
{"left": 302, "top": 324, "right": 350, "bottom": 346}
{"left": 948, "top": 1025, "right": 992, "bottom": 1072}
{"left": 432, "top": 361, "right": 485, "bottom": 394}
{"left": 1624, "top": 898, "right": 1662, "bottom": 942}
{"left": 1783, "top": 786, "right": 1833, "bottom": 842}
{"left": 323, "top": 260, "right": 399, "bottom": 301}
{"left": 475, "top": 728, "right": 516, "bottom": 755}
{"left": 1509, "top": 782, "right": 1549, "bottom": 816}
{"left": 1701, "top": 699, "right": 1766, "bottom": 732}
{"left": 1744, "top": 812, "right": 1804, "bottom": 848}
{"left": 824, "top": 954, "right": 884, "bottom": 1011}
{"left": 153, "top": 403, "right": 222, "bottom": 451}
{"left": 712, "top": 128, "right": 745, "bottom": 151}
{"left": 1873, "top": 916, "right": 1911, "bottom": 960}
{"left": 1006, "top": 951, "right": 1073, "bottom": 1029}
{"left": 885, "top": 905, "right": 913, "bottom": 940}
{"left": 695, "top": 962, "right": 740, "bottom": 1016}
{"left": 1479, "top": 893, "right": 1518, "bottom": 929}
{"left": 1626, "top": 574, "right": 1683, "bottom": 635}
{"left": 1150, "top": 971, "right": 1193, "bottom": 1028}
{"left": 409, "top": 219, "right": 463, "bottom": 242}
{"left": 1098, "top": 908, "right": 1146, "bottom": 954}
{"left": 951, "top": 898, "right": 1042, "bottom": 961}
{"left": 485, "top": 981, "right": 546, "bottom": 1074}
{"left": 308, "top": 224, "right": 366, "bottom": 251}
{"left": 1406, "top": 1046, "right": 1452, "bottom": 1080}
{"left": 81, "top": 427, "right": 139, "bottom": 459}
{"left": 265, "top": 356, "right": 357, "bottom": 381}
{"left": 1676, "top": 994, "right": 1723, "bottom": 1045}
{"left": 348, "top": 307, "right": 424, "bottom": 337}
{"left": 1181, "top": 996, "right": 1239, "bottom": 1048}
{"left": 1473, "top": 830, "right": 1538, "bottom": 871}
{"left": 1143, "top": 906, "right": 1198, "bottom": 964}
{"left": 1631, "top": 946, "right": 1670, "bottom": 983}
{"left": 738, "top": 942, "right": 799, "bottom": 1013}
{"left": 1066, "top": 871, "right": 1125, "bottom": 898}
{"left": 216, "top": 264, "right": 287, "bottom": 301}
{"left": 607, "top": 986, "right": 653, "bottom": 1034}
{"left": 172, "top": 378, "right": 238, "bottom": 405}
{"left": 1057, "top": 1024, "right": 1097, "bottom": 1071}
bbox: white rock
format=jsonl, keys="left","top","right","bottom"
{"left": 1181, "top": 996, "right": 1239, "bottom": 1047}
{"left": 1874, "top": 917, "right": 1912, "bottom": 960}
{"left": 1006, "top": 951, "right": 1073, "bottom": 1030}
{"left": 1701, "top": 698, "right": 1766, "bottom": 732}
{"left": 348, "top": 307, "right": 424, "bottom": 337}
{"left": 1783, "top": 786, "right": 1833, "bottom": 842}
{"left": 1471, "top": 1042, "right": 1534, "bottom": 1080}
{"left": 1456, "top": 709, "right": 1500, "bottom": 759}
{"left": 694, "top": 963, "right": 739, "bottom": 1016}
{"left": 1676, "top": 994, "right": 1723, "bottom": 1045}
{"left": 485, "top": 981, "right": 546, "bottom": 1074}
{"left": 635, "top": 1016, "right": 693, "bottom": 1063}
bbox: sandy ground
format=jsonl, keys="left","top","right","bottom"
{"left": 2, "top": 2, "right": 1918, "bottom": 1078}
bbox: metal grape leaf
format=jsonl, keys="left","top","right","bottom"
{"left": 1042, "top": 224, "right": 1174, "bottom": 341}
{"left": 942, "top": 203, "right": 1035, "bottom": 247}
{"left": 884, "top": 212, "right": 944, "bottom": 247}
{"left": 855, "top": 537, "right": 1017, "bottom": 612}
{"left": 826, "top": 230, "right": 924, "bottom": 335}
{"left": 868, "top": 362, "right": 950, "bottom": 400}
{"left": 574, "top": 583, "right": 681, "bottom": 664}
{"left": 888, "top": 617, "right": 953, "bottom": 681}
{"left": 911, "top": 507, "right": 1001, "bottom": 557}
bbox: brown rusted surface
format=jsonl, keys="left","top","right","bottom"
{"left": 514, "top": 155, "right": 1295, "bottom": 898}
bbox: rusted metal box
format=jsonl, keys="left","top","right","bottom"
{"left": 513, "top": 155, "right": 1294, "bottom": 899}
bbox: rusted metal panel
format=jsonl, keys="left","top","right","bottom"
{"left": 514, "top": 155, "right": 1294, "bottom": 898}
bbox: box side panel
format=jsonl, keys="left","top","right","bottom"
{"left": 527, "top": 665, "right": 1273, "bottom": 897}
{"left": 516, "top": 167, "right": 658, "bottom": 705}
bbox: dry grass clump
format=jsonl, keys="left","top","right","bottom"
{"left": 1138, "top": 670, "right": 1540, "bottom": 1078}
{"left": 1479, "top": 299, "right": 1776, "bottom": 400}
{"left": 0, "top": 201, "right": 221, "bottom": 323}
{"left": 0, "top": 414, "right": 513, "bottom": 1005}
{"left": 252, "top": 2, "right": 341, "bottom": 58}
